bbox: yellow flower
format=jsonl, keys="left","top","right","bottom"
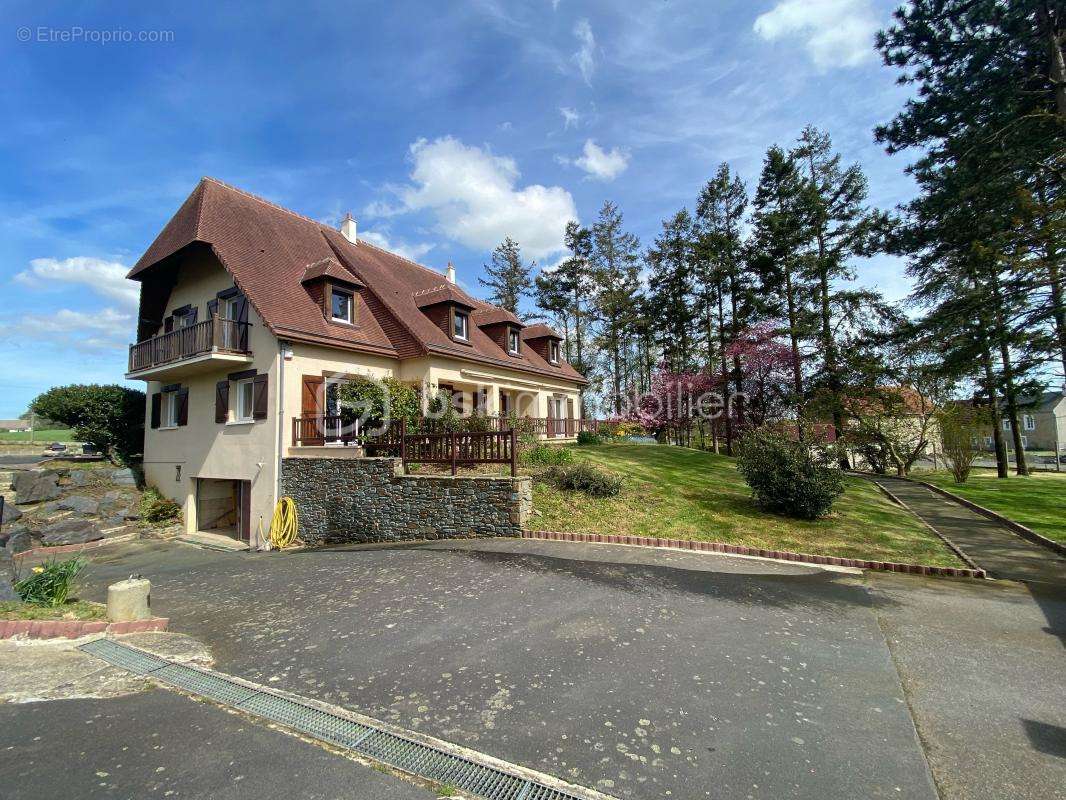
{"left": 32, "top": 566, "right": 45, "bottom": 574}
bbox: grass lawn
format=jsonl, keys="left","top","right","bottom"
{"left": 531, "top": 443, "right": 964, "bottom": 567}
{"left": 919, "top": 469, "right": 1066, "bottom": 545}
{"left": 0, "top": 429, "right": 74, "bottom": 442}
{"left": 0, "top": 600, "right": 106, "bottom": 620}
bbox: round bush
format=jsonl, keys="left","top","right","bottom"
{"left": 736, "top": 428, "right": 844, "bottom": 519}
{"left": 542, "top": 463, "right": 622, "bottom": 497}
{"left": 521, "top": 444, "right": 574, "bottom": 466}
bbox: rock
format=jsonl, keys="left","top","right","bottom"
{"left": 111, "top": 468, "right": 137, "bottom": 487}
{"left": 107, "top": 578, "right": 152, "bottom": 621}
{"left": 55, "top": 495, "right": 100, "bottom": 515}
{"left": 1, "top": 501, "right": 22, "bottom": 525}
{"left": 41, "top": 518, "right": 102, "bottom": 546}
{"left": 0, "top": 550, "right": 17, "bottom": 601}
{"left": 13, "top": 470, "right": 61, "bottom": 504}
{"left": 104, "top": 515, "right": 127, "bottom": 529}
{"left": 67, "top": 470, "right": 91, "bottom": 487}
{"left": 5, "top": 529, "right": 34, "bottom": 555}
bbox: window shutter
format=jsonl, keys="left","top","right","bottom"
{"left": 188, "top": 306, "right": 199, "bottom": 324}
{"left": 176, "top": 388, "right": 189, "bottom": 427}
{"left": 215, "top": 380, "right": 229, "bottom": 424}
{"left": 252, "top": 373, "right": 268, "bottom": 419}
{"left": 163, "top": 316, "right": 174, "bottom": 333}
{"left": 234, "top": 294, "right": 249, "bottom": 350}
{"left": 207, "top": 299, "right": 219, "bottom": 318}
{"left": 150, "top": 393, "right": 161, "bottom": 429}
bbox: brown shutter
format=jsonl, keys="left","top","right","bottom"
{"left": 150, "top": 392, "right": 161, "bottom": 429}
{"left": 163, "top": 316, "right": 174, "bottom": 333}
{"left": 207, "top": 299, "right": 219, "bottom": 318}
{"left": 215, "top": 380, "right": 229, "bottom": 424}
{"left": 187, "top": 306, "right": 199, "bottom": 324}
{"left": 252, "top": 373, "right": 268, "bottom": 419}
{"left": 234, "top": 294, "right": 250, "bottom": 350}
{"left": 300, "top": 374, "right": 325, "bottom": 446}
{"left": 176, "top": 388, "right": 189, "bottom": 427}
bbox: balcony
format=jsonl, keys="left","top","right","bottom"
{"left": 126, "top": 318, "right": 253, "bottom": 381}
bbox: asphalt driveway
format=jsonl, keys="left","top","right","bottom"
{"left": 64, "top": 538, "right": 956, "bottom": 799}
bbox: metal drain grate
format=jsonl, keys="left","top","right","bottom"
{"left": 78, "top": 639, "right": 608, "bottom": 800}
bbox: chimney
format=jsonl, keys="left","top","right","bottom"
{"left": 340, "top": 212, "right": 358, "bottom": 244}
{"left": 446, "top": 261, "right": 456, "bottom": 284}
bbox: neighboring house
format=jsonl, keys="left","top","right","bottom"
{"left": 126, "top": 177, "right": 586, "bottom": 547}
{"left": 0, "top": 420, "right": 31, "bottom": 432}
{"left": 974, "top": 390, "right": 1066, "bottom": 453}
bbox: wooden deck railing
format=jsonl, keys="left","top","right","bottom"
{"left": 128, "top": 318, "right": 251, "bottom": 372}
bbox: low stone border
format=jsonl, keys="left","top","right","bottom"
{"left": 0, "top": 616, "right": 168, "bottom": 640}
{"left": 11, "top": 531, "right": 141, "bottom": 561}
{"left": 521, "top": 530, "right": 987, "bottom": 579}
{"left": 859, "top": 476, "right": 985, "bottom": 572}
{"left": 905, "top": 477, "right": 1066, "bottom": 559}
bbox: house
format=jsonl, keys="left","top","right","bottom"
{"left": 974, "top": 390, "right": 1066, "bottom": 453}
{"left": 126, "top": 177, "right": 586, "bottom": 548}
{"left": 0, "top": 420, "right": 31, "bottom": 432}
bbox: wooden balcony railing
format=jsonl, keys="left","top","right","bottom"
{"left": 128, "top": 318, "right": 251, "bottom": 373}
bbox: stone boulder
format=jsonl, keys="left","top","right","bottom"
{"left": 41, "top": 519, "right": 102, "bottom": 547}
{"left": 1, "top": 501, "right": 22, "bottom": 525}
{"left": 110, "top": 468, "right": 137, "bottom": 487}
{"left": 13, "top": 470, "right": 61, "bottom": 504}
{"left": 0, "top": 549, "right": 17, "bottom": 602}
{"left": 55, "top": 495, "right": 100, "bottom": 515}
{"left": 5, "top": 528, "right": 34, "bottom": 555}
{"left": 67, "top": 470, "right": 91, "bottom": 487}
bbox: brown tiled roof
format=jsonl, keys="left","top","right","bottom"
{"left": 472, "top": 306, "right": 525, "bottom": 328}
{"left": 522, "top": 323, "right": 562, "bottom": 340}
{"left": 302, "top": 256, "right": 362, "bottom": 287}
{"left": 413, "top": 283, "right": 477, "bottom": 310}
{"left": 129, "top": 178, "right": 586, "bottom": 384}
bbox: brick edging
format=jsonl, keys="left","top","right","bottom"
{"left": 11, "top": 531, "right": 141, "bottom": 561}
{"left": 521, "top": 530, "right": 987, "bottom": 579}
{"left": 0, "top": 616, "right": 169, "bottom": 640}
{"left": 905, "top": 477, "right": 1066, "bottom": 559}
{"left": 859, "top": 476, "right": 985, "bottom": 572}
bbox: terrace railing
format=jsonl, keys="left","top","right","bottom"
{"left": 128, "top": 318, "right": 251, "bottom": 373}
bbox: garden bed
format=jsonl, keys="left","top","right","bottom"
{"left": 532, "top": 444, "right": 966, "bottom": 568}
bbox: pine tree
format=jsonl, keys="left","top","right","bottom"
{"left": 480, "top": 237, "right": 534, "bottom": 314}
{"left": 589, "top": 201, "right": 642, "bottom": 415}
{"left": 646, "top": 208, "right": 697, "bottom": 373}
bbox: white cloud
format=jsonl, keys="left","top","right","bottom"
{"left": 753, "top": 0, "right": 879, "bottom": 70}
{"left": 560, "top": 139, "right": 631, "bottom": 181}
{"left": 14, "top": 256, "right": 138, "bottom": 309}
{"left": 0, "top": 307, "right": 133, "bottom": 352}
{"left": 367, "top": 136, "right": 578, "bottom": 260}
{"left": 559, "top": 106, "right": 581, "bottom": 129}
{"left": 573, "top": 19, "right": 596, "bottom": 84}
{"left": 359, "top": 230, "right": 435, "bottom": 263}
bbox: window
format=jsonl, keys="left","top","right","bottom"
{"left": 453, "top": 310, "right": 469, "bottom": 341}
{"left": 549, "top": 340, "right": 560, "bottom": 363}
{"left": 1002, "top": 419, "right": 1011, "bottom": 431}
{"left": 1023, "top": 414, "right": 1036, "bottom": 431}
{"left": 162, "top": 391, "right": 179, "bottom": 428}
{"left": 331, "top": 289, "right": 353, "bottom": 323}
{"left": 236, "top": 378, "right": 255, "bottom": 422}
{"left": 984, "top": 436, "right": 993, "bottom": 447}
{"left": 508, "top": 328, "right": 520, "bottom": 354}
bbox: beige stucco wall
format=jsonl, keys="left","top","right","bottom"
{"left": 140, "top": 254, "right": 280, "bottom": 549}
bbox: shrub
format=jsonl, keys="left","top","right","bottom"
{"left": 140, "top": 487, "right": 182, "bottom": 525}
{"left": 937, "top": 404, "right": 990, "bottom": 484}
{"left": 14, "top": 556, "right": 88, "bottom": 607}
{"left": 542, "top": 463, "right": 622, "bottom": 497}
{"left": 31, "top": 384, "right": 145, "bottom": 464}
{"left": 335, "top": 376, "right": 421, "bottom": 431}
{"left": 521, "top": 444, "right": 574, "bottom": 466}
{"left": 736, "top": 427, "right": 844, "bottom": 520}
{"left": 575, "top": 430, "right": 602, "bottom": 446}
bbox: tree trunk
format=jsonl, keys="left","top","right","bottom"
{"left": 783, "top": 268, "right": 805, "bottom": 421}
{"left": 717, "top": 287, "right": 733, "bottom": 455}
{"left": 1040, "top": 2, "right": 1066, "bottom": 124}
{"left": 988, "top": 271, "right": 1030, "bottom": 475}
{"left": 977, "top": 324, "right": 1010, "bottom": 478}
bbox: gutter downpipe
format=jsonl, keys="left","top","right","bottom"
{"left": 270, "top": 339, "right": 287, "bottom": 549}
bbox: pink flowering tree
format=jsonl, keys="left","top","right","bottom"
{"left": 724, "top": 323, "right": 796, "bottom": 428}
{"left": 622, "top": 366, "right": 720, "bottom": 445}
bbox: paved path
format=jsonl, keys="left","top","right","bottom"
{"left": 869, "top": 475, "right": 1066, "bottom": 584}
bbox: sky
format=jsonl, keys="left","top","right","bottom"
{"left": 0, "top": 0, "right": 920, "bottom": 419}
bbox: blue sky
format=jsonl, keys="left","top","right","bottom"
{"left": 0, "top": 0, "right": 917, "bottom": 418}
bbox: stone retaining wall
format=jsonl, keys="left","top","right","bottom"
{"left": 280, "top": 457, "right": 532, "bottom": 547}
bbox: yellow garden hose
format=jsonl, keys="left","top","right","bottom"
{"left": 267, "top": 496, "right": 299, "bottom": 549}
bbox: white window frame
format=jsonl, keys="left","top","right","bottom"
{"left": 549, "top": 340, "right": 560, "bottom": 363}
{"left": 453, "top": 310, "right": 469, "bottom": 341}
{"left": 1023, "top": 414, "right": 1036, "bottom": 431}
{"left": 1002, "top": 419, "right": 1011, "bottom": 431}
{"left": 330, "top": 288, "right": 354, "bottom": 324}
{"left": 161, "top": 391, "right": 179, "bottom": 429}
{"left": 235, "top": 378, "right": 255, "bottom": 423}
{"left": 508, "top": 328, "right": 520, "bottom": 355}
{"left": 1020, "top": 435, "right": 1029, "bottom": 449}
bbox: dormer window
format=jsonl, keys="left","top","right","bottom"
{"left": 508, "top": 328, "right": 521, "bottom": 355}
{"left": 549, "top": 340, "right": 560, "bottom": 363}
{"left": 331, "top": 288, "right": 353, "bottom": 324}
{"left": 453, "top": 310, "right": 469, "bottom": 341}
